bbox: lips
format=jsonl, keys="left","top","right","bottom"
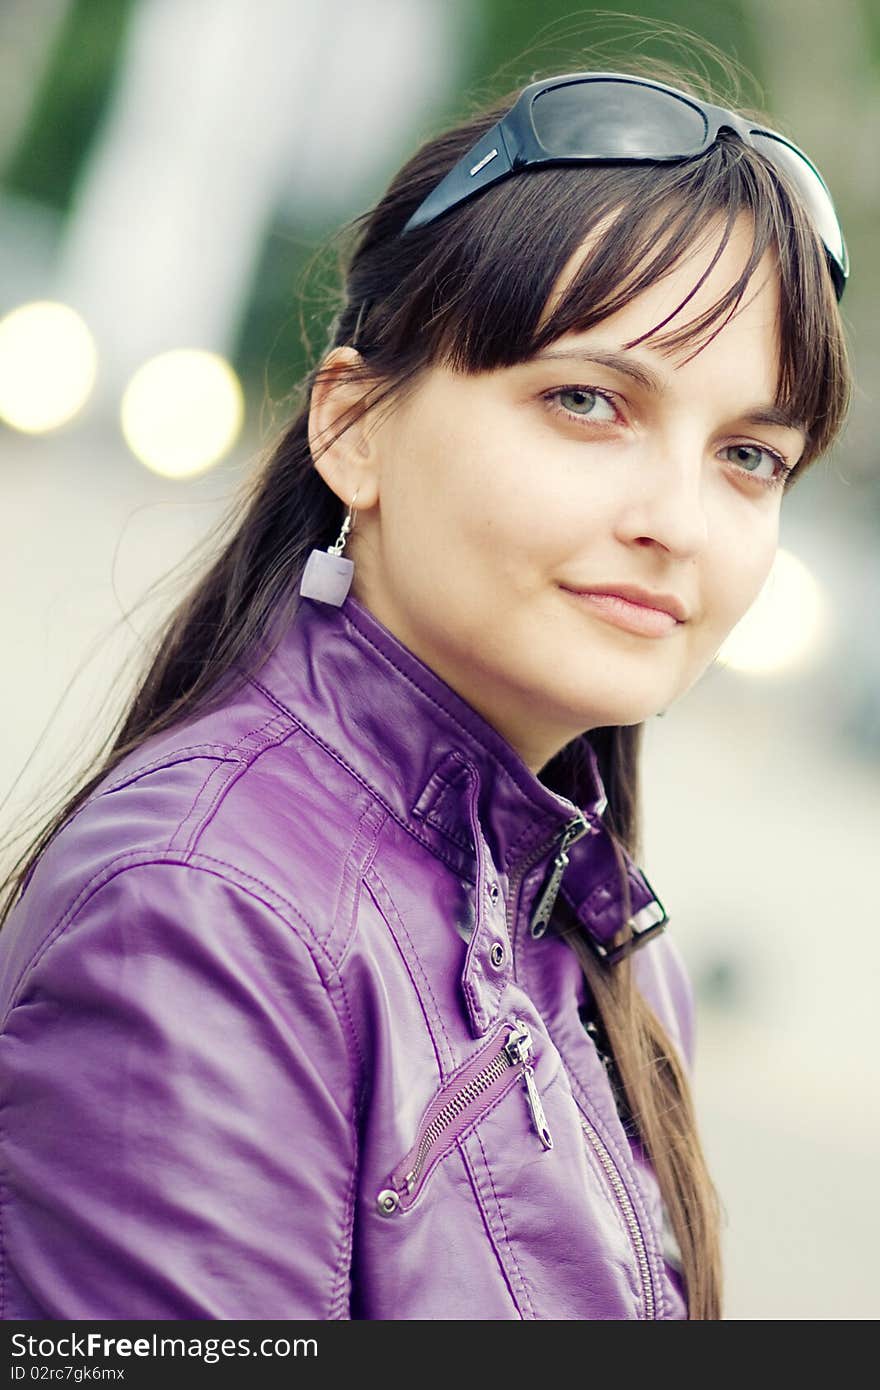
{"left": 559, "top": 583, "right": 689, "bottom": 623}
{"left": 561, "top": 589, "right": 679, "bottom": 638}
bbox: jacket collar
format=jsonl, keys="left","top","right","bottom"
{"left": 250, "top": 593, "right": 667, "bottom": 998}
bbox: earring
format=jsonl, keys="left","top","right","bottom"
{"left": 299, "top": 489, "right": 359, "bottom": 605}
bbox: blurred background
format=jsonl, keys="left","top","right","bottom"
{"left": 0, "top": 0, "right": 877, "bottom": 1319}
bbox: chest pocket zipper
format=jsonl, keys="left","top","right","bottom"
{"left": 376, "top": 1017, "right": 551, "bottom": 1217}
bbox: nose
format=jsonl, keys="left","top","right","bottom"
{"left": 613, "top": 442, "right": 710, "bottom": 559}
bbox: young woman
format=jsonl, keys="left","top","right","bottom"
{"left": 0, "top": 63, "right": 851, "bottom": 1321}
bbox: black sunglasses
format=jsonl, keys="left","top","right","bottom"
{"left": 399, "top": 71, "right": 849, "bottom": 302}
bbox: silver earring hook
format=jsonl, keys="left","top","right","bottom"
{"left": 328, "top": 488, "right": 359, "bottom": 556}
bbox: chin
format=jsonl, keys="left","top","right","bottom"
{"left": 553, "top": 678, "right": 665, "bottom": 732}
{"left": 584, "top": 710, "right": 654, "bottom": 732}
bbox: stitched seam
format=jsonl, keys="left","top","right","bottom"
{"left": 416, "top": 1017, "right": 512, "bottom": 1098}
{"left": 559, "top": 1048, "right": 662, "bottom": 1316}
{"left": 326, "top": 1106, "right": 358, "bottom": 1319}
{"left": 99, "top": 704, "right": 293, "bottom": 800}
{"left": 330, "top": 968, "right": 366, "bottom": 1118}
{"left": 169, "top": 762, "right": 247, "bottom": 856}
{"left": 455, "top": 1140, "right": 523, "bottom": 1318}
{"left": 423, "top": 805, "right": 476, "bottom": 854}
{"left": 168, "top": 720, "right": 301, "bottom": 857}
{"left": 341, "top": 607, "right": 563, "bottom": 819}
{"left": 226, "top": 709, "right": 293, "bottom": 755}
{"left": 415, "top": 753, "right": 562, "bottom": 868}
{"left": 246, "top": 675, "right": 478, "bottom": 884}
{"left": 517, "top": 927, "right": 660, "bottom": 1313}
{"left": 183, "top": 854, "right": 331, "bottom": 965}
{"left": 324, "top": 802, "right": 381, "bottom": 974}
{"left": 1, "top": 858, "right": 361, "bottom": 1320}
{"left": 471, "top": 1125, "right": 538, "bottom": 1319}
{"left": 332, "top": 805, "right": 387, "bottom": 976}
{"left": 362, "top": 873, "right": 450, "bottom": 1076}
{"left": 30, "top": 853, "right": 330, "bottom": 989}
{"left": 169, "top": 712, "right": 292, "bottom": 849}
{"left": 2, "top": 851, "right": 332, "bottom": 1026}
{"left": 364, "top": 867, "right": 455, "bottom": 1066}
{"left": 247, "top": 673, "right": 565, "bottom": 881}
{"left": 96, "top": 744, "right": 248, "bottom": 796}
{"left": 419, "top": 760, "right": 479, "bottom": 854}
{"left": 506, "top": 814, "right": 550, "bottom": 864}
{"left": 401, "top": 1069, "right": 520, "bottom": 1215}
{"left": 44, "top": 749, "right": 245, "bottom": 855}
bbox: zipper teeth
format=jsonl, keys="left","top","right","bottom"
{"left": 510, "top": 816, "right": 656, "bottom": 1313}
{"left": 580, "top": 1117, "right": 656, "bottom": 1319}
{"left": 404, "top": 1047, "right": 513, "bottom": 1192}
{"left": 507, "top": 814, "right": 584, "bottom": 942}
{"left": 527, "top": 813, "right": 593, "bottom": 938}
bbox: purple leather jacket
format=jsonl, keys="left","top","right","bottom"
{"left": 0, "top": 592, "right": 695, "bottom": 1319}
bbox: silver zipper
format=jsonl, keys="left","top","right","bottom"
{"left": 580, "top": 1115, "right": 656, "bottom": 1319}
{"left": 529, "top": 812, "right": 593, "bottom": 938}
{"left": 377, "top": 1020, "right": 552, "bottom": 1215}
{"left": 506, "top": 1018, "right": 553, "bottom": 1149}
{"left": 401, "top": 1040, "right": 513, "bottom": 1195}
{"left": 505, "top": 820, "right": 572, "bottom": 949}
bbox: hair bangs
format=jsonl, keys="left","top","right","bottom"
{"left": 399, "top": 137, "right": 848, "bottom": 481}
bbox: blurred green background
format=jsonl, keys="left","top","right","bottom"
{"left": 2, "top": 0, "right": 875, "bottom": 448}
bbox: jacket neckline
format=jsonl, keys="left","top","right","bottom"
{"left": 258, "top": 592, "right": 597, "bottom": 857}
{"left": 249, "top": 592, "right": 667, "bottom": 969}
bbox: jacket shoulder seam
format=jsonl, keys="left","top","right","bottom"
{"left": 47, "top": 713, "right": 299, "bottom": 862}
{"left": 2, "top": 851, "right": 338, "bottom": 1030}
{"left": 92, "top": 709, "right": 296, "bottom": 799}
{"left": 164, "top": 719, "right": 301, "bottom": 858}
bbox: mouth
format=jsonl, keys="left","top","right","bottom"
{"left": 559, "top": 586, "right": 683, "bottom": 638}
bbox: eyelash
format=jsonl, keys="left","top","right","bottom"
{"left": 542, "top": 385, "right": 794, "bottom": 492}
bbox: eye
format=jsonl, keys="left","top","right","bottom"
{"left": 543, "top": 386, "right": 620, "bottom": 425}
{"left": 722, "top": 443, "right": 792, "bottom": 489}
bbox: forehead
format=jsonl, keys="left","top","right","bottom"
{"left": 539, "top": 211, "right": 783, "bottom": 381}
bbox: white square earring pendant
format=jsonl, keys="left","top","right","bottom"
{"left": 299, "top": 490, "right": 359, "bottom": 606}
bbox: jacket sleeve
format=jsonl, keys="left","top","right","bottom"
{"left": 0, "top": 859, "right": 359, "bottom": 1319}
{"left": 633, "top": 932, "right": 697, "bottom": 1077}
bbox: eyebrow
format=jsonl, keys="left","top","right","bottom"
{"left": 530, "top": 347, "right": 809, "bottom": 439}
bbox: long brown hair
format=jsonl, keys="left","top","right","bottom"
{"left": 0, "top": 48, "right": 851, "bottom": 1320}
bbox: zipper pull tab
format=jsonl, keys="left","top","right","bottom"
{"left": 529, "top": 812, "right": 592, "bottom": 939}
{"left": 506, "top": 1018, "right": 553, "bottom": 1150}
{"left": 522, "top": 1064, "right": 553, "bottom": 1149}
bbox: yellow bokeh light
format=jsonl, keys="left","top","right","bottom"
{"left": 120, "top": 349, "right": 244, "bottom": 478}
{"left": 0, "top": 300, "right": 97, "bottom": 432}
{"left": 716, "top": 546, "right": 830, "bottom": 676}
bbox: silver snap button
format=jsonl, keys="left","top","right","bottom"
{"left": 489, "top": 940, "right": 506, "bottom": 969}
{"left": 376, "top": 1188, "right": 400, "bottom": 1216}
{"left": 488, "top": 881, "right": 500, "bottom": 902}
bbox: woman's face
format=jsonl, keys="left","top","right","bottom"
{"left": 315, "top": 215, "right": 807, "bottom": 774}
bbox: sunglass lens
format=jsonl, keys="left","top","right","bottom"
{"left": 531, "top": 78, "right": 709, "bottom": 158}
{"left": 750, "top": 131, "right": 849, "bottom": 283}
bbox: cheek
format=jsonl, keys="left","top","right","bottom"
{"left": 379, "top": 437, "right": 516, "bottom": 594}
{"left": 706, "top": 524, "right": 779, "bottom": 634}
{"left": 394, "top": 436, "right": 551, "bottom": 580}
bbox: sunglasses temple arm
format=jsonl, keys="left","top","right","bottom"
{"left": 399, "top": 121, "right": 515, "bottom": 236}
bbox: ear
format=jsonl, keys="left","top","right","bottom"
{"left": 307, "top": 346, "right": 381, "bottom": 511}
